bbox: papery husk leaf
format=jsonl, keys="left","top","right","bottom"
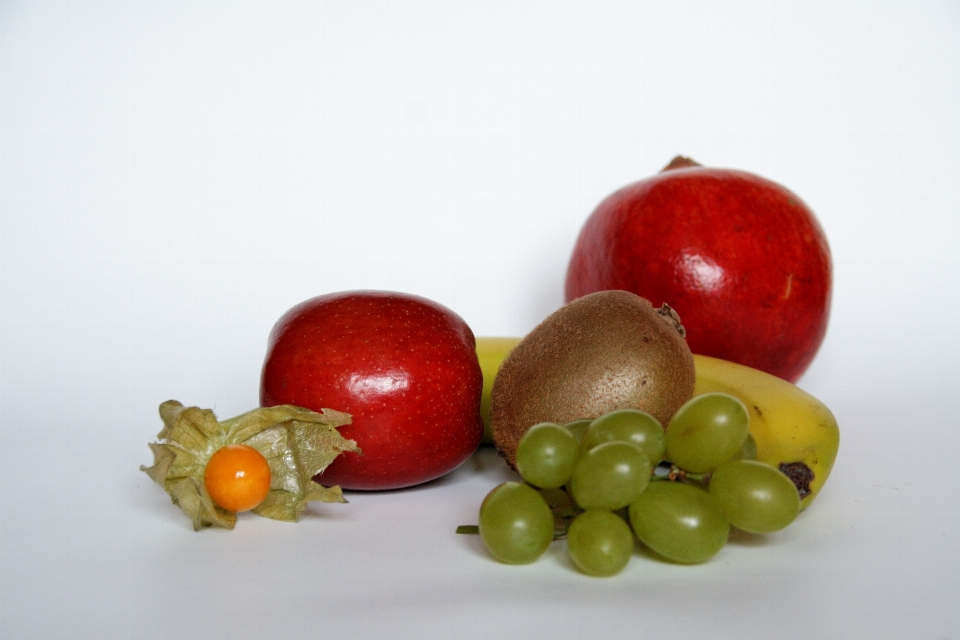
{"left": 141, "top": 441, "right": 236, "bottom": 530}
{"left": 224, "top": 404, "right": 351, "bottom": 444}
{"left": 253, "top": 484, "right": 347, "bottom": 522}
{"left": 157, "top": 400, "right": 226, "bottom": 453}
{"left": 142, "top": 401, "right": 357, "bottom": 530}
{"left": 167, "top": 476, "right": 237, "bottom": 530}
{"left": 242, "top": 408, "right": 359, "bottom": 522}
{"left": 158, "top": 400, "right": 186, "bottom": 435}
{"left": 291, "top": 417, "right": 359, "bottom": 477}
{"left": 141, "top": 442, "right": 176, "bottom": 486}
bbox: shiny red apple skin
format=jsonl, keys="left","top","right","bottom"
{"left": 260, "top": 290, "right": 483, "bottom": 490}
{"left": 565, "top": 163, "right": 831, "bottom": 383}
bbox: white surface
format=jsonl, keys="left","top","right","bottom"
{"left": 2, "top": 1, "right": 959, "bottom": 638}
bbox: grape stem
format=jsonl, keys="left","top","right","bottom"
{"left": 652, "top": 463, "right": 709, "bottom": 484}
{"left": 455, "top": 524, "right": 569, "bottom": 541}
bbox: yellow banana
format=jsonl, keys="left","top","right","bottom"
{"left": 476, "top": 337, "right": 522, "bottom": 444}
{"left": 693, "top": 354, "right": 839, "bottom": 510}
{"left": 477, "top": 338, "right": 839, "bottom": 510}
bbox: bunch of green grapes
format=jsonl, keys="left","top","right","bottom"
{"left": 475, "top": 393, "right": 802, "bottom": 576}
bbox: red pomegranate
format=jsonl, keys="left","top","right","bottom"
{"left": 565, "top": 157, "right": 831, "bottom": 382}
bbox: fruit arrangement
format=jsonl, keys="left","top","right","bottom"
{"left": 464, "top": 288, "right": 838, "bottom": 575}
{"left": 142, "top": 156, "right": 840, "bottom": 577}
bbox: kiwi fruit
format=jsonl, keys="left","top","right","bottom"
{"left": 490, "top": 290, "right": 695, "bottom": 469}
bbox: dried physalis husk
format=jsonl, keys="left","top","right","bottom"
{"left": 141, "top": 401, "right": 359, "bottom": 531}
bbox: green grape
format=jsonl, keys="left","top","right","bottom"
{"left": 478, "top": 482, "right": 554, "bottom": 564}
{"left": 709, "top": 460, "right": 800, "bottom": 533}
{"left": 681, "top": 478, "right": 708, "bottom": 492}
{"left": 516, "top": 422, "right": 579, "bottom": 489}
{"left": 584, "top": 409, "right": 665, "bottom": 463}
{"left": 563, "top": 419, "right": 592, "bottom": 446}
{"left": 570, "top": 441, "right": 651, "bottom": 511}
{"left": 737, "top": 433, "right": 758, "bottom": 461}
{"left": 566, "top": 509, "right": 635, "bottom": 577}
{"left": 629, "top": 481, "right": 729, "bottom": 564}
{"left": 665, "top": 393, "right": 749, "bottom": 473}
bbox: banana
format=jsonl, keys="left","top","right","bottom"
{"left": 693, "top": 354, "right": 839, "bottom": 510}
{"left": 476, "top": 337, "right": 839, "bottom": 509}
{"left": 476, "top": 337, "right": 522, "bottom": 444}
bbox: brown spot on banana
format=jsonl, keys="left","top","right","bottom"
{"left": 779, "top": 461, "right": 814, "bottom": 499}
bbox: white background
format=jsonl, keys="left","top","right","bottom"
{"left": 2, "top": 1, "right": 959, "bottom": 638}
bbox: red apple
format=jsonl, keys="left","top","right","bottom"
{"left": 260, "top": 290, "right": 483, "bottom": 490}
{"left": 565, "top": 157, "right": 831, "bottom": 382}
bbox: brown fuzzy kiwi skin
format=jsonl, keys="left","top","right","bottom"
{"left": 490, "top": 290, "right": 695, "bottom": 470}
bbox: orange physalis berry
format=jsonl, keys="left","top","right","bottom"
{"left": 204, "top": 444, "right": 272, "bottom": 512}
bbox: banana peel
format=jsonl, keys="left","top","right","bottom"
{"left": 476, "top": 337, "right": 839, "bottom": 510}
{"left": 693, "top": 354, "right": 839, "bottom": 510}
{"left": 477, "top": 337, "right": 522, "bottom": 444}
